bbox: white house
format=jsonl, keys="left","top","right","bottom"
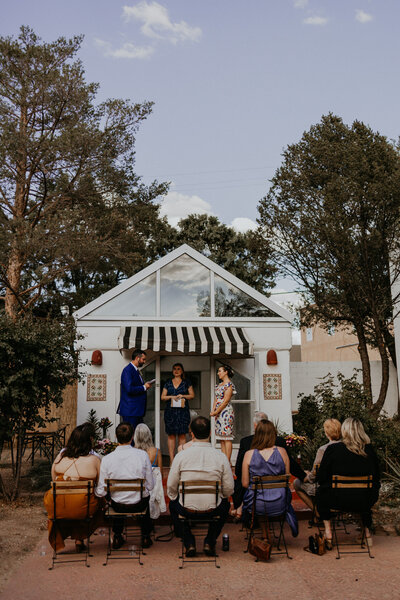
{"left": 74, "top": 245, "right": 294, "bottom": 459}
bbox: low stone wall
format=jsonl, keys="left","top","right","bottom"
{"left": 373, "top": 503, "right": 400, "bottom": 536}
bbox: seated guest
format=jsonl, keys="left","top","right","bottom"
{"left": 167, "top": 416, "right": 234, "bottom": 557}
{"left": 96, "top": 422, "right": 154, "bottom": 549}
{"left": 242, "top": 420, "right": 298, "bottom": 536}
{"left": 134, "top": 423, "right": 166, "bottom": 520}
{"left": 316, "top": 418, "right": 380, "bottom": 549}
{"left": 293, "top": 418, "right": 342, "bottom": 511}
{"left": 232, "top": 411, "right": 306, "bottom": 516}
{"left": 44, "top": 424, "right": 103, "bottom": 552}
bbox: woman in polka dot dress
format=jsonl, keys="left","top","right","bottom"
{"left": 210, "top": 364, "right": 236, "bottom": 462}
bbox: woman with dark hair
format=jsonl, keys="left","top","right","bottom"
{"left": 241, "top": 420, "right": 298, "bottom": 535}
{"left": 210, "top": 364, "right": 236, "bottom": 462}
{"left": 44, "top": 424, "right": 103, "bottom": 552}
{"left": 161, "top": 363, "right": 195, "bottom": 465}
{"left": 316, "top": 417, "right": 380, "bottom": 549}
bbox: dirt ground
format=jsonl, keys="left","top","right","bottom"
{"left": 0, "top": 497, "right": 47, "bottom": 593}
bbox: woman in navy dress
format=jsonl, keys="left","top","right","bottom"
{"left": 161, "top": 363, "right": 195, "bottom": 465}
{"left": 242, "top": 420, "right": 298, "bottom": 536}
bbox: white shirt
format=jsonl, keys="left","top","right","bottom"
{"left": 167, "top": 441, "right": 234, "bottom": 511}
{"left": 96, "top": 445, "right": 154, "bottom": 504}
{"left": 132, "top": 363, "right": 146, "bottom": 391}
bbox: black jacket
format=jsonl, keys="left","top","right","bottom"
{"left": 316, "top": 442, "right": 380, "bottom": 516}
{"left": 232, "top": 434, "right": 306, "bottom": 509}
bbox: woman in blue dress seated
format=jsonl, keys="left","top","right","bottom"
{"left": 242, "top": 419, "right": 298, "bottom": 536}
{"left": 161, "top": 363, "right": 195, "bottom": 465}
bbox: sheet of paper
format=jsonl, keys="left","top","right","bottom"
{"left": 171, "top": 398, "right": 183, "bottom": 408}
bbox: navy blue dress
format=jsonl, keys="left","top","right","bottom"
{"left": 163, "top": 378, "right": 191, "bottom": 435}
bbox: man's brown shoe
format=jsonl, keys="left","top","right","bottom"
{"left": 203, "top": 542, "right": 216, "bottom": 556}
{"left": 185, "top": 545, "right": 196, "bottom": 557}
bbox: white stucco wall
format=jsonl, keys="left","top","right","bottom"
{"left": 76, "top": 320, "right": 294, "bottom": 440}
{"left": 290, "top": 361, "right": 399, "bottom": 416}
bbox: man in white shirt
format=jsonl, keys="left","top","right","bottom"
{"left": 167, "top": 416, "right": 234, "bottom": 557}
{"left": 96, "top": 422, "right": 154, "bottom": 549}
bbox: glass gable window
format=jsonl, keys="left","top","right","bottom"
{"left": 88, "top": 273, "right": 156, "bottom": 317}
{"left": 160, "top": 254, "right": 211, "bottom": 318}
{"left": 214, "top": 275, "right": 277, "bottom": 317}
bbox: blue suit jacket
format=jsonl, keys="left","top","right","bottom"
{"left": 118, "top": 363, "right": 147, "bottom": 417}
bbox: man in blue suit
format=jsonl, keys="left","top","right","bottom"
{"left": 118, "top": 349, "right": 153, "bottom": 432}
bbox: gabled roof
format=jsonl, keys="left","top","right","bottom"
{"left": 73, "top": 244, "right": 292, "bottom": 322}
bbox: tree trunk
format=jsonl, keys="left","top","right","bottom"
{"left": 5, "top": 246, "right": 23, "bottom": 319}
{"left": 10, "top": 426, "right": 24, "bottom": 501}
{"left": 5, "top": 103, "right": 28, "bottom": 319}
{"left": 354, "top": 321, "right": 373, "bottom": 407}
{"left": 382, "top": 325, "right": 397, "bottom": 368}
{"left": 370, "top": 317, "right": 391, "bottom": 417}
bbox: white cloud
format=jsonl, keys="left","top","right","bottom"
{"left": 355, "top": 9, "right": 373, "bottom": 23}
{"left": 123, "top": 2, "right": 202, "bottom": 44}
{"left": 303, "top": 16, "right": 328, "bottom": 25}
{"left": 160, "top": 190, "right": 214, "bottom": 227}
{"left": 230, "top": 217, "right": 257, "bottom": 233}
{"left": 294, "top": 0, "right": 309, "bottom": 8}
{"left": 95, "top": 38, "right": 154, "bottom": 59}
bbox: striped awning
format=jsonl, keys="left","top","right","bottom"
{"left": 118, "top": 326, "right": 253, "bottom": 356}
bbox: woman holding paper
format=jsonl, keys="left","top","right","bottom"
{"left": 161, "top": 363, "right": 195, "bottom": 465}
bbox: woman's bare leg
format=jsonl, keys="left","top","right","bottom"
{"left": 178, "top": 434, "right": 186, "bottom": 448}
{"left": 167, "top": 435, "right": 176, "bottom": 465}
{"left": 323, "top": 519, "right": 332, "bottom": 540}
{"left": 296, "top": 489, "right": 315, "bottom": 511}
{"left": 220, "top": 440, "right": 232, "bottom": 463}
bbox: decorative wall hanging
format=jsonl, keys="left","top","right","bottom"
{"left": 87, "top": 374, "right": 107, "bottom": 401}
{"left": 263, "top": 374, "right": 282, "bottom": 400}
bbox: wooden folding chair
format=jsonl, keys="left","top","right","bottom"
{"left": 245, "top": 474, "right": 292, "bottom": 560}
{"left": 178, "top": 480, "right": 222, "bottom": 569}
{"left": 48, "top": 480, "right": 94, "bottom": 569}
{"left": 330, "top": 474, "right": 374, "bottom": 559}
{"left": 103, "top": 478, "right": 147, "bottom": 566}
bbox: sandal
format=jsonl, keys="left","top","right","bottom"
{"left": 324, "top": 537, "right": 333, "bottom": 551}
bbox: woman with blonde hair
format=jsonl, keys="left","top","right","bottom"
{"left": 134, "top": 423, "right": 166, "bottom": 520}
{"left": 316, "top": 418, "right": 380, "bottom": 548}
{"left": 293, "top": 418, "right": 342, "bottom": 511}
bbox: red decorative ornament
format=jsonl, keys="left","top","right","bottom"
{"left": 91, "top": 350, "right": 103, "bottom": 365}
{"left": 266, "top": 349, "right": 278, "bottom": 365}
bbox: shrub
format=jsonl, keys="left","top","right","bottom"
{"left": 293, "top": 372, "right": 400, "bottom": 468}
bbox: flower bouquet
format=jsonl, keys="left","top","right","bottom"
{"left": 95, "top": 438, "right": 118, "bottom": 456}
{"left": 284, "top": 433, "right": 307, "bottom": 454}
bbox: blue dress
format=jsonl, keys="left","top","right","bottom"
{"left": 243, "top": 447, "right": 298, "bottom": 536}
{"left": 163, "top": 378, "right": 191, "bottom": 435}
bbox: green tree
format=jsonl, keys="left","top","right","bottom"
{"left": 175, "top": 214, "right": 276, "bottom": 293}
{"left": 257, "top": 114, "right": 400, "bottom": 415}
{"left": 0, "top": 314, "right": 81, "bottom": 500}
{"left": 0, "top": 27, "right": 168, "bottom": 318}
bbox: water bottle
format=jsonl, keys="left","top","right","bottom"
{"left": 222, "top": 533, "right": 229, "bottom": 551}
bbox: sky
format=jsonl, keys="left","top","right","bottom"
{"left": 2, "top": 0, "right": 400, "bottom": 319}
